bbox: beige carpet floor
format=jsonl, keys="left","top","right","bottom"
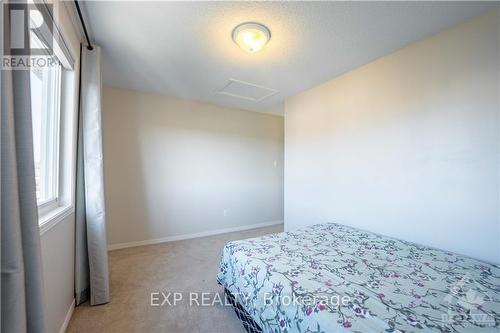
{"left": 67, "top": 224, "right": 283, "bottom": 333}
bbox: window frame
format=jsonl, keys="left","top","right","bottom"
{"left": 31, "top": 1, "right": 79, "bottom": 233}
{"left": 32, "top": 62, "right": 63, "bottom": 215}
{"left": 37, "top": 63, "right": 77, "bottom": 233}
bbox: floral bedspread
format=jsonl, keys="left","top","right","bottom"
{"left": 217, "top": 223, "right": 500, "bottom": 332}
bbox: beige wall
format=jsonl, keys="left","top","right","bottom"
{"left": 102, "top": 87, "right": 284, "bottom": 247}
{"left": 284, "top": 10, "right": 499, "bottom": 263}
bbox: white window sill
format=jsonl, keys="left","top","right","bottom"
{"left": 39, "top": 205, "right": 74, "bottom": 235}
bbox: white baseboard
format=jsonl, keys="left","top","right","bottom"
{"left": 59, "top": 298, "right": 75, "bottom": 333}
{"left": 108, "top": 220, "right": 283, "bottom": 251}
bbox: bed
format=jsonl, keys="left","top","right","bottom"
{"left": 217, "top": 223, "right": 500, "bottom": 332}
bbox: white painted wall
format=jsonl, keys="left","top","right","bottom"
{"left": 284, "top": 10, "right": 500, "bottom": 263}
{"left": 102, "top": 87, "right": 284, "bottom": 247}
{"left": 40, "top": 214, "right": 75, "bottom": 333}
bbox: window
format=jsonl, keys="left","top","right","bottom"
{"left": 30, "top": 62, "right": 62, "bottom": 211}
{"left": 27, "top": 3, "right": 76, "bottom": 231}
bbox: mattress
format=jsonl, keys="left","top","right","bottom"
{"left": 217, "top": 223, "right": 500, "bottom": 332}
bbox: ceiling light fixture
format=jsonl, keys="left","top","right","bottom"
{"left": 232, "top": 22, "right": 271, "bottom": 53}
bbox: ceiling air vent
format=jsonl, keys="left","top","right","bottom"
{"left": 217, "top": 79, "right": 278, "bottom": 102}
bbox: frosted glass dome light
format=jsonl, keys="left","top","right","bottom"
{"left": 232, "top": 22, "right": 271, "bottom": 53}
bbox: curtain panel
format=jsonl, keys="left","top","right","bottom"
{"left": 75, "top": 45, "right": 110, "bottom": 306}
{"left": 1, "top": 2, "right": 47, "bottom": 331}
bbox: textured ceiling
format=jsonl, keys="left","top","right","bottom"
{"left": 83, "top": 1, "right": 496, "bottom": 115}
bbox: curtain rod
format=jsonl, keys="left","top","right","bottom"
{"left": 74, "top": 0, "right": 93, "bottom": 51}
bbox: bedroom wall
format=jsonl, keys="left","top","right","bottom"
{"left": 102, "top": 86, "right": 284, "bottom": 248}
{"left": 284, "top": 9, "right": 499, "bottom": 263}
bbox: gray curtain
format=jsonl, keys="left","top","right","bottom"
{"left": 1, "top": 3, "right": 47, "bottom": 332}
{"left": 75, "top": 45, "right": 110, "bottom": 306}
